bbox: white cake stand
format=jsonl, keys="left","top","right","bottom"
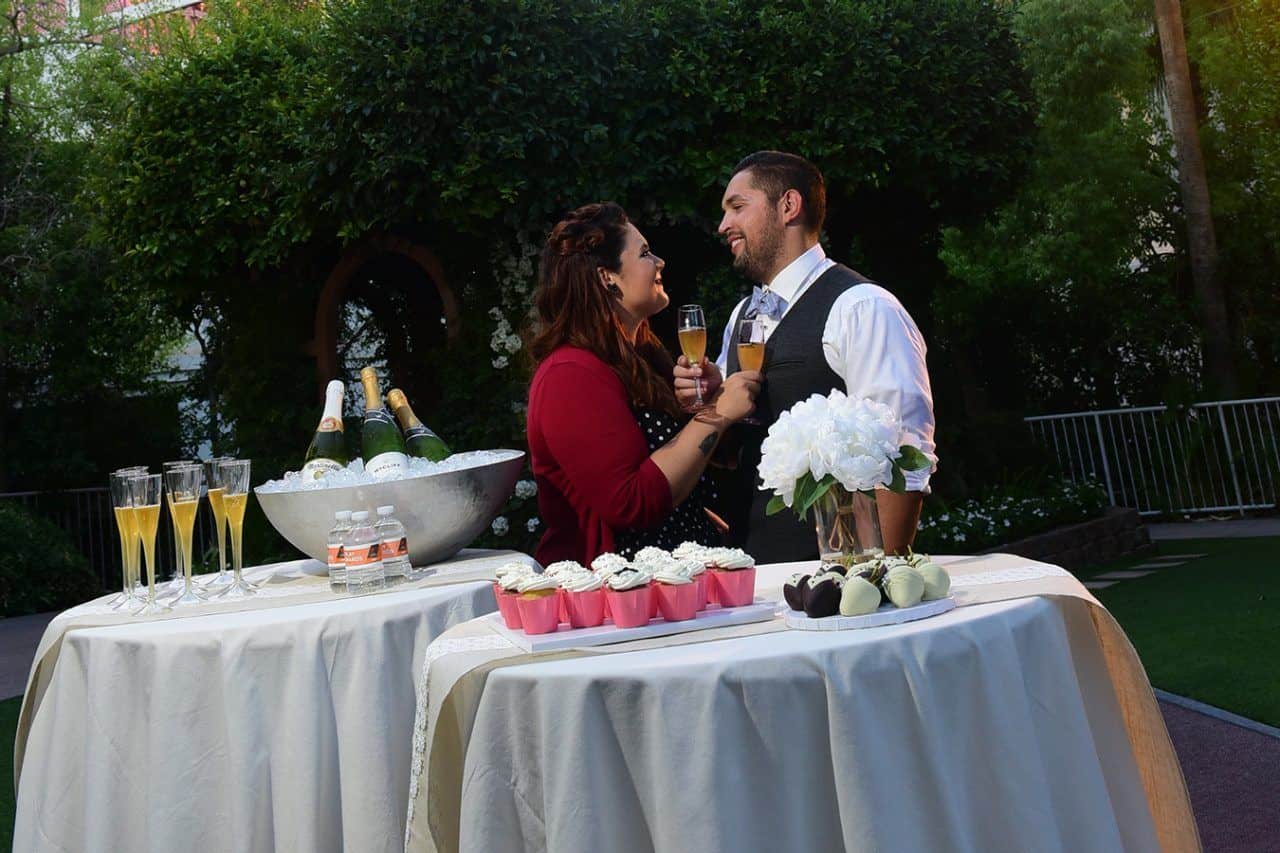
{"left": 783, "top": 596, "right": 956, "bottom": 631}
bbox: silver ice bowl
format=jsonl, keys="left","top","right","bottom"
{"left": 254, "top": 449, "right": 526, "bottom": 569}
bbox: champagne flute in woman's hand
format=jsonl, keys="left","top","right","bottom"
{"left": 677, "top": 305, "right": 708, "bottom": 407}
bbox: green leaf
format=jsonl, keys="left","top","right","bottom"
{"left": 889, "top": 463, "right": 907, "bottom": 493}
{"left": 765, "top": 494, "right": 788, "bottom": 516}
{"left": 897, "top": 445, "right": 931, "bottom": 471}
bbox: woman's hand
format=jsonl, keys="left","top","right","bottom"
{"left": 711, "top": 371, "right": 762, "bottom": 423}
{"left": 674, "top": 357, "right": 723, "bottom": 411}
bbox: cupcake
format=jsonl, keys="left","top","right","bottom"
{"left": 544, "top": 561, "right": 585, "bottom": 622}
{"left": 495, "top": 567, "right": 531, "bottom": 629}
{"left": 559, "top": 571, "right": 606, "bottom": 628}
{"left": 591, "top": 552, "right": 629, "bottom": 578}
{"left": 706, "top": 547, "right": 757, "bottom": 608}
{"left": 783, "top": 572, "right": 811, "bottom": 612}
{"left": 803, "top": 572, "right": 844, "bottom": 618}
{"left": 677, "top": 558, "right": 710, "bottom": 611}
{"left": 604, "top": 568, "right": 654, "bottom": 628}
{"left": 514, "top": 573, "right": 562, "bottom": 634}
{"left": 653, "top": 564, "right": 698, "bottom": 622}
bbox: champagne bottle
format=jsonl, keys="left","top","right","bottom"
{"left": 302, "top": 380, "right": 350, "bottom": 479}
{"left": 360, "top": 366, "right": 408, "bottom": 477}
{"left": 386, "top": 388, "right": 452, "bottom": 462}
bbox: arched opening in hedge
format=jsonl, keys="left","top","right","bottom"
{"left": 309, "top": 234, "right": 460, "bottom": 410}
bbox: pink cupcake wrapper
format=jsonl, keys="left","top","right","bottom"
{"left": 495, "top": 588, "right": 523, "bottom": 629}
{"left": 564, "top": 587, "right": 606, "bottom": 628}
{"left": 711, "top": 567, "right": 757, "bottom": 608}
{"left": 656, "top": 582, "right": 698, "bottom": 622}
{"left": 516, "top": 593, "right": 561, "bottom": 634}
{"left": 606, "top": 586, "right": 653, "bottom": 628}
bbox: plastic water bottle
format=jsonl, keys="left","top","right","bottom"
{"left": 327, "top": 510, "right": 353, "bottom": 590}
{"left": 375, "top": 505, "right": 411, "bottom": 582}
{"left": 343, "top": 511, "right": 385, "bottom": 594}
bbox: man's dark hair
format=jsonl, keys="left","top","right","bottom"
{"left": 731, "top": 151, "right": 827, "bottom": 233}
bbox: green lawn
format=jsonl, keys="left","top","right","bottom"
{"left": 1079, "top": 537, "right": 1280, "bottom": 728}
{"left": 2, "top": 696, "right": 18, "bottom": 853}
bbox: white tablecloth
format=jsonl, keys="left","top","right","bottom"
{"left": 14, "top": 550, "right": 533, "bottom": 853}
{"left": 422, "top": 562, "right": 1169, "bottom": 853}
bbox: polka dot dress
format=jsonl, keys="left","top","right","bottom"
{"left": 614, "top": 407, "right": 720, "bottom": 559}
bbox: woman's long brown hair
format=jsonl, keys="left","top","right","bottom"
{"left": 529, "top": 203, "right": 681, "bottom": 416}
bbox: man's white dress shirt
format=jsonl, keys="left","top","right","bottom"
{"left": 714, "top": 244, "right": 938, "bottom": 491}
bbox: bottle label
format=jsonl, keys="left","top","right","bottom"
{"left": 327, "top": 543, "right": 345, "bottom": 570}
{"left": 366, "top": 451, "right": 408, "bottom": 478}
{"left": 344, "top": 542, "right": 380, "bottom": 567}
{"left": 383, "top": 536, "right": 407, "bottom": 559}
{"left": 303, "top": 458, "right": 344, "bottom": 480}
{"left": 317, "top": 416, "right": 343, "bottom": 433}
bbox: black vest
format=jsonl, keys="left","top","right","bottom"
{"left": 723, "top": 264, "right": 872, "bottom": 563}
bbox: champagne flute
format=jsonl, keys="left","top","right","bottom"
{"left": 164, "top": 466, "right": 206, "bottom": 606}
{"left": 129, "top": 474, "right": 170, "bottom": 615}
{"left": 108, "top": 469, "right": 145, "bottom": 610}
{"left": 736, "top": 316, "right": 765, "bottom": 425}
{"left": 216, "top": 459, "right": 255, "bottom": 599}
{"left": 677, "top": 304, "right": 708, "bottom": 407}
{"left": 203, "top": 457, "right": 234, "bottom": 590}
{"left": 160, "top": 459, "right": 197, "bottom": 598}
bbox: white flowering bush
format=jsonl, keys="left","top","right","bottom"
{"left": 759, "top": 390, "right": 932, "bottom": 517}
{"left": 915, "top": 479, "right": 1108, "bottom": 552}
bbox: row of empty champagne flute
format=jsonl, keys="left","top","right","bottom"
{"left": 107, "top": 459, "right": 254, "bottom": 615}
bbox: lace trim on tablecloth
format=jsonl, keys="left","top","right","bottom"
{"left": 949, "top": 565, "right": 1072, "bottom": 587}
{"left": 406, "top": 632, "right": 514, "bottom": 845}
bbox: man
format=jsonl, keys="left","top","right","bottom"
{"left": 675, "top": 151, "right": 936, "bottom": 562}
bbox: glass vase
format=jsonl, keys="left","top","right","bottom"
{"left": 812, "top": 485, "right": 883, "bottom": 568}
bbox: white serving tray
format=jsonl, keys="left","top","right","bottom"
{"left": 783, "top": 596, "right": 955, "bottom": 631}
{"left": 487, "top": 599, "right": 779, "bottom": 652}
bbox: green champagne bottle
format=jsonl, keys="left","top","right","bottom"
{"left": 302, "top": 379, "right": 349, "bottom": 479}
{"left": 360, "top": 367, "right": 408, "bottom": 477}
{"left": 387, "top": 388, "right": 452, "bottom": 462}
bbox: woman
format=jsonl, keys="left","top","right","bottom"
{"left": 527, "top": 202, "right": 761, "bottom": 566}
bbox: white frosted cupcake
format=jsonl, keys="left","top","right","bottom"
{"left": 605, "top": 568, "right": 654, "bottom": 628}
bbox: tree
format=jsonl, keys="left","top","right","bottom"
{"left": 1154, "top": 0, "right": 1236, "bottom": 396}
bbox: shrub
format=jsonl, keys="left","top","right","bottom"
{"left": 915, "top": 478, "right": 1109, "bottom": 553}
{"left": 0, "top": 504, "right": 103, "bottom": 617}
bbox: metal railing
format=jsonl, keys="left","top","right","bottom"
{"left": 1025, "top": 397, "right": 1280, "bottom": 516}
{"left": 0, "top": 486, "right": 222, "bottom": 590}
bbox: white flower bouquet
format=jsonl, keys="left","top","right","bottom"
{"left": 758, "top": 391, "right": 931, "bottom": 561}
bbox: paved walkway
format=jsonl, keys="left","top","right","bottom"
{"left": 0, "top": 611, "right": 55, "bottom": 699}
{"left": 1146, "top": 517, "right": 1280, "bottom": 540}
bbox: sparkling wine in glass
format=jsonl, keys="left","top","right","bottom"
{"left": 216, "top": 459, "right": 255, "bottom": 599}
{"left": 678, "top": 304, "right": 708, "bottom": 407}
{"left": 736, "top": 316, "right": 765, "bottom": 425}
{"left": 129, "top": 473, "right": 170, "bottom": 615}
{"left": 160, "top": 460, "right": 196, "bottom": 597}
{"left": 108, "top": 469, "right": 145, "bottom": 611}
{"left": 203, "top": 457, "right": 234, "bottom": 590}
{"left": 165, "top": 465, "right": 206, "bottom": 606}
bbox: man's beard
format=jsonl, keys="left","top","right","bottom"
{"left": 731, "top": 218, "right": 784, "bottom": 283}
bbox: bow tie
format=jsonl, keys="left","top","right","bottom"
{"left": 745, "top": 286, "right": 787, "bottom": 321}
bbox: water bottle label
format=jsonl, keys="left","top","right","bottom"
{"left": 344, "top": 543, "right": 380, "bottom": 567}
{"left": 366, "top": 451, "right": 408, "bottom": 478}
{"left": 327, "top": 543, "right": 345, "bottom": 571}
{"left": 383, "top": 537, "right": 407, "bottom": 558}
{"left": 303, "top": 458, "right": 344, "bottom": 480}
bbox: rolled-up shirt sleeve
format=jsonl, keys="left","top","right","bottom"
{"left": 533, "top": 362, "right": 673, "bottom": 528}
{"left": 823, "top": 288, "right": 938, "bottom": 491}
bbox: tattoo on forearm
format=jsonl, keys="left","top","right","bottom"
{"left": 698, "top": 432, "right": 718, "bottom": 456}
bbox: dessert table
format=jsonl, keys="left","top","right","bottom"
{"left": 13, "top": 548, "right": 537, "bottom": 853}
{"left": 407, "top": 554, "right": 1200, "bottom": 853}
